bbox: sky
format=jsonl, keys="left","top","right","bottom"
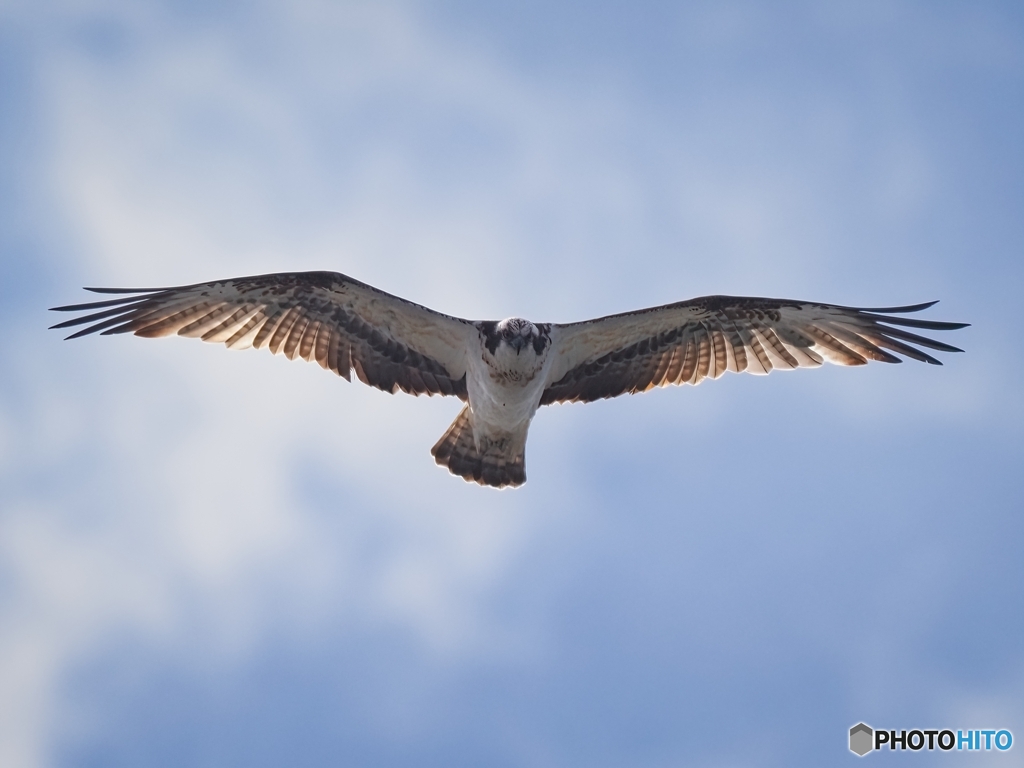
{"left": 1, "top": 1, "right": 1022, "bottom": 766}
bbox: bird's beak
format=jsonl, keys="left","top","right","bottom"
{"left": 510, "top": 335, "right": 526, "bottom": 354}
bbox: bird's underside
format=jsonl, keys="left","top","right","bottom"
{"left": 51, "top": 270, "right": 968, "bottom": 488}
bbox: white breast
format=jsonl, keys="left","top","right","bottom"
{"left": 466, "top": 339, "right": 552, "bottom": 431}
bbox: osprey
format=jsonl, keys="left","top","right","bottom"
{"left": 51, "top": 271, "right": 967, "bottom": 488}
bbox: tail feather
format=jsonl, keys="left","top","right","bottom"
{"left": 431, "top": 405, "right": 527, "bottom": 489}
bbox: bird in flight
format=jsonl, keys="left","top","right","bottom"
{"left": 51, "top": 271, "right": 967, "bottom": 488}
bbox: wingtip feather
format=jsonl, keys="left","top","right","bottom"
{"left": 857, "top": 300, "right": 940, "bottom": 313}
{"left": 83, "top": 286, "right": 166, "bottom": 294}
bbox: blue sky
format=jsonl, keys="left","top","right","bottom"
{"left": 1, "top": 1, "right": 1022, "bottom": 766}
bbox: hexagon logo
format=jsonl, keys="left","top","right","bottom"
{"left": 850, "top": 723, "right": 874, "bottom": 756}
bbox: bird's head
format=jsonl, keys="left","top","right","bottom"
{"left": 497, "top": 317, "right": 539, "bottom": 354}
{"left": 479, "top": 317, "right": 550, "bottom": 358}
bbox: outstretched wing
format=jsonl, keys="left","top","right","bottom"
{"left": 51, "top": 271, "right": 478, "bottom": 398}
{"left": 541, "top": 295, "right": 967, "bottom": 404}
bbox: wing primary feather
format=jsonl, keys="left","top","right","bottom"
{"left": 60, "top": 316, "right": 135, "bottom": 340}
{"left": 49, "top": 302, "right": 143, "bottom": 329}
{"left": 103, "top": 318, "right": 165, "bottom": 337}
{"left": 131, "top": 302, "right": 217, "bottom": 338}
{"left": 50, "top": 295, "right": 151, "bottom": 313}
{"left": 758, "top": 327, "right": 801, "bottom": 368}
{"left": 82, "top": 286, "right": 173, "bottom": 295}
{"left": 804, "top": 326, "right": 868, "bottom": 365}
{"left": 826, "top": 325, "right": 903, "bottom": 363}
{"left": 863, "top": 315, "right": 970, "bottom": 331}
{"left": 823, "top": 324, "right": 902, "bottom": 363}
{"left": 871, "top": 324, "right": 966, "bottom": 352}
{"left": 842, "top": 300, "right": 939, "bottom": 313}
{"left": 865, "top": 335, "right": 942, "bottom": 365}
{"left": 58, "top": 301, "right": 175, "bottom": 338}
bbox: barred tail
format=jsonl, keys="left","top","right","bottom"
{"left": 431, "top": 405, "right": 527, "bottom": 489}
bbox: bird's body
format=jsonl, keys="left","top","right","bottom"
{"left": 469, "top": 319, "right": 551, "bottom": 426}
{"left": 51, "top": 271, "right": 967, "bottom": 488}
{"left": 444, "top": 318, "right": 553, "bottom": 485}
